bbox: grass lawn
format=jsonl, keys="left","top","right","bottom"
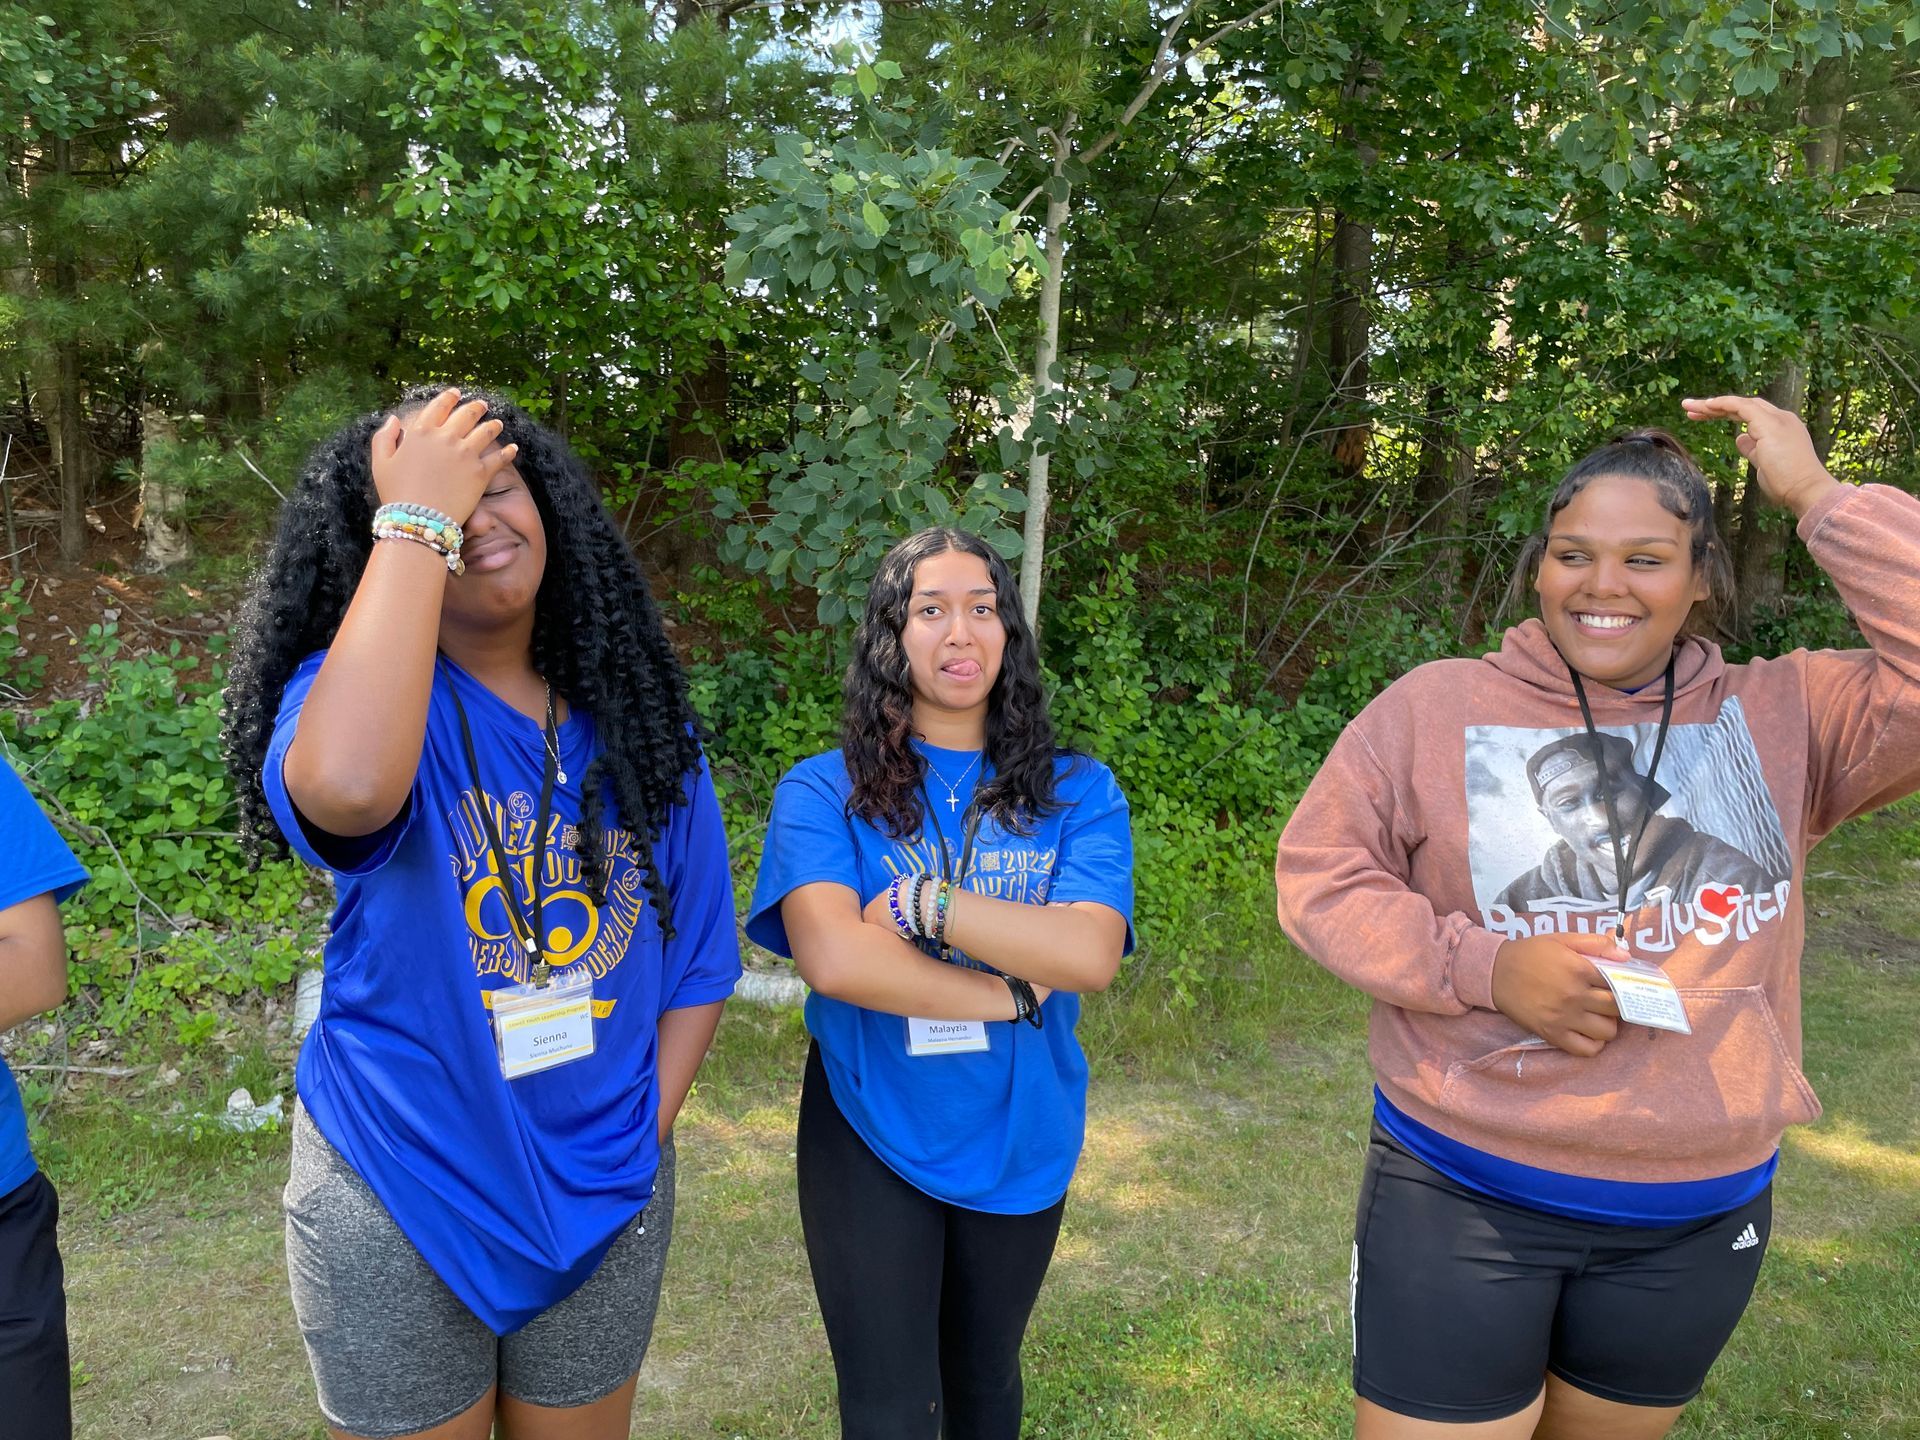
{"left": 42, "top": 802, "right": 1920, "bottom": 1439}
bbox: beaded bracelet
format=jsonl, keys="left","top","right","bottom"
{"left": 932, "top": 879, "right": 953, "bottom": 959}
{"left": 374, "top": 501, "right": 465, "bottom": 546}
{"left": 908, "top": 873, "right": 931, "bottom": 939}
{"left": 372, "top": 502, "right": 465, "bottom": 575}
{"left": 380, "top": 501, "right": 460, "bottom": 528}
{"left": 886, "top": 873, "right": 916, "bottom": 941}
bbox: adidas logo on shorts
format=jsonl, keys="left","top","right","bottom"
{"left": 1731, "top": 1222, "right": 1761, "bottom": 1251}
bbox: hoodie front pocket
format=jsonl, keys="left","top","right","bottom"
{"left": 1435, "top": 985, "right": 1820, "bottom": 1169}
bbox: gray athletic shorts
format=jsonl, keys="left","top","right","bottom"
{"left": 284, "top": 1102, "right": 674, "bottom": 1438}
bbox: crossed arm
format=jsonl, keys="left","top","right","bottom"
{"left": 781, "top": 881, "right": 1128, "bottom": 1022}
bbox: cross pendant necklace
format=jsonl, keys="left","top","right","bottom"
{"left": 926, "top": 749, "right": 982, "bottom": 813}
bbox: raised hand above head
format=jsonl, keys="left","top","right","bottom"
{"left": 1682, "top": 394, "right": 1840, "bottom": 520}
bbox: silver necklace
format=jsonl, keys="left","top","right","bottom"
{"left": 925, "top": 748, "right": 982, "bottom": 813}
{"left": 544, "top": 682, "right": 566, "bottom": 786}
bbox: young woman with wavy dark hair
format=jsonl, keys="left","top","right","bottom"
{"left": 1277, "top": 396, "right": 1920, "bottom": 1440}
{"left": 223, "top": 386, "right": 740, "bottom": 1440}
{"left": 747, "top": 527, "right": 1135, "bottom": 1440}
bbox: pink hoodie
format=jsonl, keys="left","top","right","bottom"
{"left": 1274, "top": 483, "right": 1920, "bottom": 1183}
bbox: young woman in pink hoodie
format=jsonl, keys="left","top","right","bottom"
{"left": 1276, "top": 395, "right": 1920, "bottom": 1439}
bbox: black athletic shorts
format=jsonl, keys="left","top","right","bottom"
{"left": 1351, "top": 1122, "right": 1770, "bottom": 1423}
{"left": 0, "top": 1170, "right": 72, "bottom": 1440}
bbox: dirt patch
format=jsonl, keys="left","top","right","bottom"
{"left": 1810, "top": 919, "right": 1920, "bottom": 969}
{"left": 4, "top": 476, "right": 240, "bottom": 703}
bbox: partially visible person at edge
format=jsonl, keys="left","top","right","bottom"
{"left": 1274, "top": 395, "right": 1920, "bottom": 1440}
{"left": 222, "top": 387, "right": 740, "bottom": 1440}
{"left": 745, "top": 528, "right": 1135, "bottom": 1440}
{"left": 0, "top": 756, "right": 89, "bottom": 1440}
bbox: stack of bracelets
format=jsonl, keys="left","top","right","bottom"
{"left": 885, "top": 872, "right": 1043, "bottom": 1028}
{"left": 372, "top": 501, "right": 466, "bottom": 575}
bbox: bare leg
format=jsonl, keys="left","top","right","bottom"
{"left": 1355, "top": 1390, "right": 1546, "bottom": 1440}
{"left": 496, "top": 1369, "right": 643, "bottom": 1440}
{"left": 1530, "top": 1375, "right": 1684, "bottom": 1440}
{"left": 327, "top": 1386, "right": 498, "bottom": 1440}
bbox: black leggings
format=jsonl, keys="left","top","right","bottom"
{"left": 796, "top": 1042, "right": 1066, "bottom": 1440}
{"left": 0, "top": 1172, "right": 71, "bottom": 1440}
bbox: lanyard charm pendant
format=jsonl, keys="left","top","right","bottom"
{"left": 529, "top": 958, "right": 551, "bottom": 989}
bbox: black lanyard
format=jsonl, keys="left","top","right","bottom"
{"left": 919, "top": 775, "right": 984, "bottom": 966}
{"left": 1566, "top": 653, "right": 1676, "bottom": 920}
{"left": 919, "top": 777, "right": 983, "bottom": 887}
{"left": 445, "top": 660, "right": 562, "bottom": 986}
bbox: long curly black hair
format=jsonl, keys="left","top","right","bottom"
{"left": 843, "top": 527, "right": 1062, "bottom": 840}
{"left": 222, "top": 385, "right": 704, "bottom": 934}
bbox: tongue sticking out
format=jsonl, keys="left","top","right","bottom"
{"left": 943, "top": 660, "right": 982, "bottom": 681}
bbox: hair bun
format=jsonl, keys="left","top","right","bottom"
{"left": 1613, "top": 427, "right": 1701, "bottom": 473}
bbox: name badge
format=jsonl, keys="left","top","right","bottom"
{"left": 1590, "top": 956, "right": 1692, "bottom": 1034}
{"left": 906, "top": 1016, "right": 991, "bottom": 1056}
{"left": 493, "top": 967, "right": 597, "bottom": 1079}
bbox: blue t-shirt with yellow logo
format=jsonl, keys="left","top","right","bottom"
{"left": 265, "top": 653, "right": 740, "bottom": 1334}
{"left": 746, "top": 742, "right": 1134, "bottom": 1214}
{"left": 0, "top": 757, "right": 89, "bottom": 1199}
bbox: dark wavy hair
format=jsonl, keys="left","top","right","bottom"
{"left": 843, "top": 528, "right": 1062, "bottom": 839}
{"left": 1505, "top": 427, "right": 1736, "bottom": 634}
{"left": 222, "top": 385, "right": 704, "bottom": 933}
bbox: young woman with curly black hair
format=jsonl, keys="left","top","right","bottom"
{"left": 746, "top": 528, "right": 1136, "bottom": 1440}
{"left": 223, "top": 387, "right": 740, "bottom": 1440}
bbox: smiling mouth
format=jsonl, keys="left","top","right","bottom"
{"left": 462, "top": 540, "right": 519, "bottom": 572}
{"left": 1571, "top": 612, "right": 1641, "bottom": 633}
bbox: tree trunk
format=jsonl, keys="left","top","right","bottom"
{"left": 134, "top": 405, "right": 192, "bottom": 569}
{"left": 668, "top": 348, "right": 728, "bottom": 467}
{"left": 1731, "top": 367, "right": 1804, "bottom": 638}
{"left": 666, "top": 0, "right": 731, "bottom": 469}
{"left": 1731, "top": 55, "right": 1847, "bottom": 641}
{"left": 1325, "top": 57, "right": 1380, "bottom": 479}
{"left": 1808, "top": 386, "right": 1841, "bottom": 464}
{"left": 1413, "top": 386, "right": 1476, "bottom": 534}
{"left": 1018, "top": 131, "right": 1072, "bottom": 633}
{"left": 50, "top": 137, "right": 89, "bottom": 561}
{"left": 548, "top": 366, "right": 570, "bottom": 440}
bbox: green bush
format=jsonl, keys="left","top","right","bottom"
{"left": 1044, "top": 561, "right": 1331, "bottom": 1004}
{"left": 4, "top": 625, "right": 317, "bottom": 1041}
{"left": 0, "top": 578, "right": 49, "bottom": 697}
{"left": 1739, "top": 581, "right": 1864, "bottom": 660}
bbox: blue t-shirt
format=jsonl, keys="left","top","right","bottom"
{"left": 1374, "top": 1088, "right": 1777, "bottom": 1226}
{"left": 0, "top": 758, "right": 89, "bottom": 1198}
{"left": 746, "top": 741, "right": 1134, "bottom": 1214}
{"left": 266, "top": 653, "right": 741, "bottom": 1334}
